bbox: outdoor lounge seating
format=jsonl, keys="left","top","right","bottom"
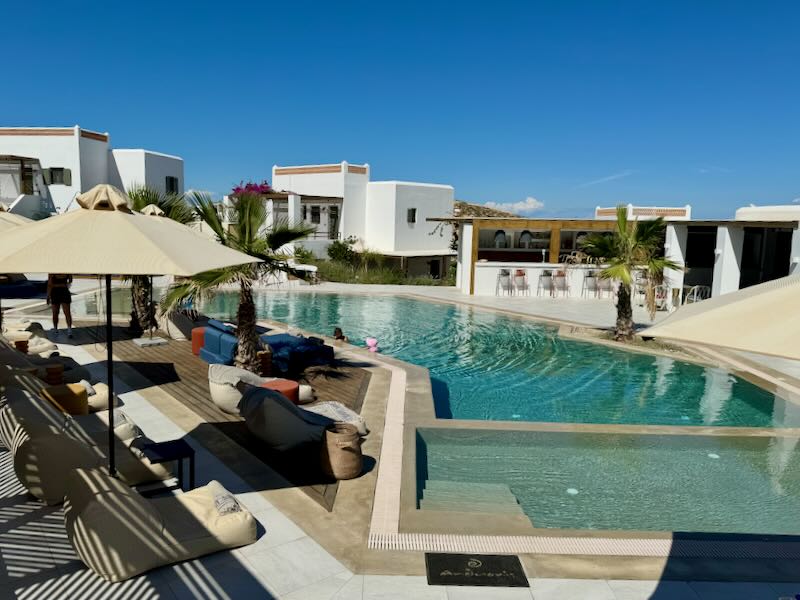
{"left": 208, "top": 364, "right": 314, "bottom": 414}
{"left": 0, "top": 335, "right": 91, "bottom": 383}
{"left": 0, "top": 380, "right": 172, "bottom": 504}
{"left": 260, "top": 332, "right": 334, "bottom": 374}
{"left": 199, "top": 319, "right": 238, "bottom": 365}
{"left": 64, "top": 467, "right": 257, "bottom": 582}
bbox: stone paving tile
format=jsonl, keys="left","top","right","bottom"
{"left": 330, "top": 574, "right": 365, "bottom": 600}
{"left": 238, "top": 508, "right": 308, "bottom": 557}
{"left": 607, "top": 579, "right": 700, "bottom": 600}
{"left": 446, "top": 584, "right": 533, "bottom": 599}
{"left": 282, "top": 570, "right": 355, "bottom": 600}
{"left": 165, "top": 560, "right": 273, "bottom": 599}
{"left": 687, "top": 581, "right": 779, "bottom": 600}
{"left": 529, "top": 577, "right": 616, "bottom": 600}
{"left": 243, "top": 537, "right": 348, "bottom": 597}
{"left": 362, "top": 575, "right": 448, "bottom": 600}
{"left": 769, "top": 582, "right": 800, "bottom": 598}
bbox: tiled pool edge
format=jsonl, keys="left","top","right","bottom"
{"left": 364, "top": 337, "right": 800, "bottom": 559}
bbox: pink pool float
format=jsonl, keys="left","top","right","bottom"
{"left": 365, "top": 337, "right": 379, "bottom": 353}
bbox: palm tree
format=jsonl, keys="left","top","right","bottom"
{"left": 163, "top": 191, "right": 314, "bottom": 372}
{"left": 126, "top": 186, "right": 195, "bottom": 335}
{"left": 580, "top": 205, "right": 681, "bottom": 341}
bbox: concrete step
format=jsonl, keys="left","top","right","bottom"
{"left": 419, "top": 497, "right": 526, "bottom": 515}
{"left": 422, "top": 480, "right": 517, "bottom": 502}
{"left": 420, "top": 480, "right": 524, "bottom": 516}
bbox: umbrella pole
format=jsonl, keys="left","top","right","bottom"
{"left": 149, "top": 275, "right": 154, "bottom": 339}
{"left": 106, "top": 274, "right": 116, "bottom": 477}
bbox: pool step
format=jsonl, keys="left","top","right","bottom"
{"left": 420, "top": 480, "right": 525, "bottom": 516}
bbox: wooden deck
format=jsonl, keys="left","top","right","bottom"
{"left": 74, "top": 322, "right": 371, "bottom": 510}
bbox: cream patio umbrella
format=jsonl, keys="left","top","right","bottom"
{"left": 641, "top": 274, "right": 800, "bottom": 360}
{"left": 0, "top": 184, "right": 259, "bottom": 476}
{"left": 0, "top": 211, "right": 32, "bottom": 231}
{"left": 0, "top": 212, "right": 34, "bottom": 329}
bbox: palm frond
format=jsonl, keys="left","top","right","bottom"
{"left": 599, "top": 261, "right": 633, "bottom": 285}
{"left": 188, "top": 191, "right": 227, "bottom": 243}
{"left": 265, "top": 219, "right": 316, "bottom": 252}
{"left": 615, "top": 204, "right": 629, "bottom": 237}
{"left": 580, "top": 232, "right": 616, "bottom": 259}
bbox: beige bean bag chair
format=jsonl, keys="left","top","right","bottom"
{"left": 64, "top": 468, "right": 257, "bottom": 582}
{"left": 0, "top": 386, "right": 172, "bottom": 504}
{"left": 0, "top": 336, "right": 90, "bottom": 383}
{"left": 208, "top": 364, "right": 313, "bottom": 414}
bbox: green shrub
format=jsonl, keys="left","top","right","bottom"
{"left": 294, "top": 245, "right": 316, "bottom": 263}
{"left": 327, "top": 236, "right": 357, "bottom": 264}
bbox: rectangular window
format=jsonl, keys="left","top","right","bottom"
{"left": 165, "top": 176, "right": 179, "bottom": 194}
{"left": 43, "top": 167, "right": 71, "bottom": 186}
{"left": 311, "top": 206, "right": 321, "bottom": 224}
{"left": 407, "top": 208, "right": 417, "bottom": 224}
{"left": 302, "top": 205, "right": 307, "bottom": 221}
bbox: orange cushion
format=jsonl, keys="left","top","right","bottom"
{"left": 191, "top": 327, "right": 205, "bottom": 356}
{"left": 260, "top": 379, "right": 300, "bottom": 404}
{"left": 40, "top": 384, "right": 89, "bottom": 415}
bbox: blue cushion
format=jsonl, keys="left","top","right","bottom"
{"left": 200, "top": 327, "right": 238, "bottom": 364}
{"left": 260, "top": 333, "right": 303, "bottom": 351}
{"left": 207, "top": 319, "right": 236, "bottom": 334}
{"left": 200, "top": 347, "right": 233, "bottom": 365}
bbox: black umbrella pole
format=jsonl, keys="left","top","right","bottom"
{"left": 106, "top": 274, "right": 116, "bottom": 477}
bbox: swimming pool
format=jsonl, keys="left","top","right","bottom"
{"left": 60, "top": 288, "right": 787, "bottom": 428}
{"left": 417, "top": 427, "right": 800, "bottom": 535}
{"left": 201, "top": 291, "right": 787, "bottom": 429}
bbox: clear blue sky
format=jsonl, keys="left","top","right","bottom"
{"left": 4, "top": 1, "right": 799, "bottom": 218}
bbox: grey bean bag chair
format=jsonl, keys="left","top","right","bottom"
{"left": 208, "top": 364, "right": 313, "bottom": 415}
{"left": 238, "top": 385, "right": 330, "bottom": 452}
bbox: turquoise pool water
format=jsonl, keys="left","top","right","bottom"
{"left": 198, "top": 291, "right": 788, "bottom": 428}
{"left": 417, "top": 428, "right": 800, "bottom": 534}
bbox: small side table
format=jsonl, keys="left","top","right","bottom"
{"left": 261, "top": 378, "right": 300, "bottom": 404}
{"left": 141, "top": 439, "right": 195, "bottom": 491}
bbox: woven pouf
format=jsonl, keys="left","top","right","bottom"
{"left": 320, "top": 423, "right": 362, "bottom": 480}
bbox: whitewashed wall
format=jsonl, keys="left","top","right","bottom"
{"left": 385, "top": 182, "right": 453, "bottom": 253}
{"left": 78, "top": 136, "right": 109, "bottom": 193}
{"left": 0, "top": 128, "right": 83, "bottom": 212}
{"left": 110, "top": 150, "right": 183, "bottom": 194}
{"left": 363, "top": 182, "right": 397, "bottom": 251}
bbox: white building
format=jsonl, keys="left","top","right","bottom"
{"left": 442, "top": 203, "right": 800, "bottom": 305}
{"left": 0, "top": 126, "right": 183, "bottom": 218}
{"left": 224, "top": 162, "right": 455, "bottom": 278}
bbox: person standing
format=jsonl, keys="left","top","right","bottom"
{"left": 48, "top": 274, "right": 73, "bottom": 338}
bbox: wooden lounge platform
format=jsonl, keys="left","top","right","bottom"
{"left": 73, "top": 321, "right": 371, "bottom": 510}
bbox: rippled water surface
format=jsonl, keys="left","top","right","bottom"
{"left": 196, "top": 291, "right": 788, "bottom": 428}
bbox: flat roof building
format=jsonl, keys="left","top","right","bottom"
{"left": 0, "top": 126, "right": 183, "bottom": 218}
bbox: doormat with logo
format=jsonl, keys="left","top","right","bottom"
{"left": 424, "top": 553, "right": 529, "bottom": 587}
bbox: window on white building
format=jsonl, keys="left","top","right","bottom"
{"left": 407, "top": 208, "right": 417, "bottom": 224}
{"left": 43, "top": 168, "right": 71, "bottom": 186}
{"left": 494, "top": 230, "right": 507, "bottom": 248}
{"left": 311, "top": 206, "right": 321, "bottom": 224}
{"left": 165, "top": 176, "right": 179, "bottom": 194}
{"left": 302, "top": 205, "right": 307, "bottom": 221}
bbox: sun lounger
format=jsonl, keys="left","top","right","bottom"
{"left": 0, "top": 335, "right": 91, "bottom": 383}
{"left": 0, "top": 382, "right": 172, "bottom": 504}
{"left": 64, "top": 467, "right": 257, "bottom": 582}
